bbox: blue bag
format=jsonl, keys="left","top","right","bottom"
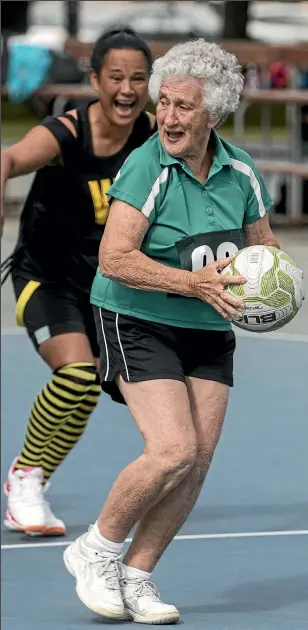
{"left": 7, "top": 43, "right": 53, "bottom": 102}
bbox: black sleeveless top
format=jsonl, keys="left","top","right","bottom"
{"left": 3, "top": 102, "right": 156, "bottom": 294}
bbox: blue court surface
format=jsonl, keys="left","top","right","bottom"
{"left": 1, "top": 329, "right": 308, "bottom": 630}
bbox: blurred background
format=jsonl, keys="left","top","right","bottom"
{"left": 1, "top": 1, "right": 308, "bottom": 333}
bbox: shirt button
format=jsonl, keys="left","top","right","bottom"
{"left": 202, "top": 191, "right": 208, "bottom": 196}
{"left": 206, "top": 207, "right": 213, "bottom": 214}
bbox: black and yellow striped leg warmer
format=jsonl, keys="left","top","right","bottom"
{"left": 15, "top": 363, "right": 101, "bottom": 483}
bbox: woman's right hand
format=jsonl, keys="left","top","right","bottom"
{"left": 191, "top": 256, "right": 247, "bottom": 320}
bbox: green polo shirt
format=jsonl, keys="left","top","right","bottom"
{"left": 91, "top": 131, "right": 273, "bottom": 330}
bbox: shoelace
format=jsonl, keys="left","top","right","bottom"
{"left": 90, "top": 550, "right": 123, "bottom": 589}
{"left": 134, "top": 580, "right": 162, "bottom": 601}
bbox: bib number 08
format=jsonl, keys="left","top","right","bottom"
{"left": 191, "top": 241, "right": 239, "bottom": 271}
{"left": 175, "top": 229, "right": 245, "bottom": 274}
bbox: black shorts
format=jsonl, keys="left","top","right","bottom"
{"left": 12, "top": 275, "right": 99, "bottom": 357}
{"left": 93, "top": 306, "right": 236, "bottom": 405}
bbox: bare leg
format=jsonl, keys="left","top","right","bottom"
{"left": 63, "top": 377, "right": 198, "bottom": 624}
{"left": 123, "top": 379, "right": 229, "bottom": 571}
{"left": 97, "top": 378, "right": 197, "bottom": 542}
{"left": 38, "top": 332, "right": 96, "bottom": 369}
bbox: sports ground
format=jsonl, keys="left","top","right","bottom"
{"left": 2, "top": 220, "right": 308, "bottom": 630}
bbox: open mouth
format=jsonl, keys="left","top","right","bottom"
{"left": 165, "top": 131, "right": 184, "bottom": 142}
{"left": 113, "top": 99, "right": 136, "bottom": 115}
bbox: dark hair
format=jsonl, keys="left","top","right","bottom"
{"left": 91, "top": 26, "right": 153, "bottom": 74}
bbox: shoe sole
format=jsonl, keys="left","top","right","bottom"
{"left": 4, "top": 519, "right": 65, "bottom": 536}
{"left": 124, "top": 609, "right": 180, "bottom": 625}
{"left": 26, "top": 527, "right": 66, "bottom": 537}
{"left": 63, "top": 547, "right": 125, "bottom": 619}
{"left": 4, "top": 519, "right": 45, "bottom": 533}
{"left": 25, "top": 527, "right": 66, "bottom": 536}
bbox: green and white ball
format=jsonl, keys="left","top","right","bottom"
{"left": 221, "top": 245, "right": 305, "bottom": 333}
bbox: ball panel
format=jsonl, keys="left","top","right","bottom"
{"left": 277, "top": 269, "right": 298, "bottom": 312}
{"left": 226, "top": 261, "right": 245, "bottom": 297}
{"left": 279, "top": 252, "right": 296, "bottom": 265}
{"left": 260, "top": 249, "right": 279, "bottom": 297}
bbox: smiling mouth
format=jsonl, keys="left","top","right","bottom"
{"left": 165, "top": 131, "right": 184, "bottom": 141}
{"left": 113, "top": 99, "right": 136, "bottom": 113}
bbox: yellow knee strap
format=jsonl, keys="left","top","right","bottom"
{"left": 52, "top": 363, "right": 98, "bottom": 398}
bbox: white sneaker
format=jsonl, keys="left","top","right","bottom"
{"left": 4, "top": 458, "right": 45, "bottom": 533}
{"left": 4, "top": 457, "right": 66, "bottom": 536}
{"left": 63, "top": 531, "right": 124, "bottom": 619}
{"left": 122, "top": 578, "right": 180, "bottom": 625}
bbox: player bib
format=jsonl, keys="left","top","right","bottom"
{"left": 175, "top": 229, "right": 245, "bottom": 272}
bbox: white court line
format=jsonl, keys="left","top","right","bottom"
{"left": 1, "top": 326, "right": 308, "bottom": 343}
{"left": 2, "top": 529, "right": 308, "bottom": 550}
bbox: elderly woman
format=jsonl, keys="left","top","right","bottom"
{"left": 64, "top": 39, "right": 279, "bottom": 623}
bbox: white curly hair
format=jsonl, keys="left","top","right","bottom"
{"left": 149, "top": 39, "right": 244, "bottom": 126}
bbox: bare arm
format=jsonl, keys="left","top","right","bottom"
{"left": 1, "top": 114, "right": 77, "bottom": 181}
{"left": 244, "top": 215, "right": 280, "bottom": 248}
{"left": 2, "top": 127, "right": 59, "bottom": 184}
{"left": 99, "top": 200, "right": 246, "bottom": 319}
{"left": 100, "top": 200, "right": 194, "bottom": 296}
{"left": 1, "top": 114, "right": 76, "bottom": 231}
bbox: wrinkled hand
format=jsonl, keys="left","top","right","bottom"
{"left": 191, "top": 256, "right": 246, "bottom": 320}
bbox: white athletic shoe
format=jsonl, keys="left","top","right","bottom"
{"left": 122, "top": 578, "right": 180, "bottom": 625}
{"left": 63, "top": 531, "right": 124, "bottom": 619}
{"left": 4, "top": 457, "right": 66, "bottom": 536}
